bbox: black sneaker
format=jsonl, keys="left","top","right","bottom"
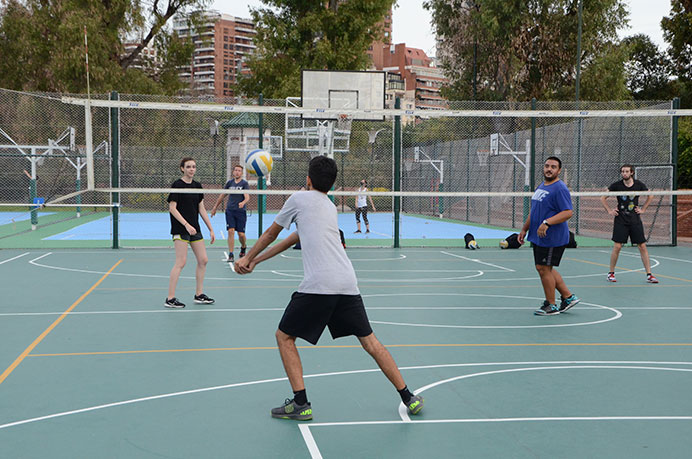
{"left": 354, "top": 230, "right": 361, "bottom": 234}
{"left": 271, "top": 398, "right": 313, "bottom": 421}
{"left": 534, "top": 301, "right": 560, "bottom": 316}
{"left": 559, "top": 294, "right": 580, "bottom": 313}
{"left": 365, "top": 229, "right": 370, "bottom": 234}
{"left": 239, "top": 247, "right": 247, "bottom": 258}
{"left": 227, "top": 253, "right": 234, "bottom": 263}
{"left": 193, "top": 293, "right": 215, "bottom": 304}
{"left": 164, "top": 297, "right": 185, "bottom": 309}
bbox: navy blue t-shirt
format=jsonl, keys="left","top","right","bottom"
{"left": 528, "top": 180, "right": 573, "bottom": 247}
{"left": 224, "top": 179, "right": 249, "bottom": 211}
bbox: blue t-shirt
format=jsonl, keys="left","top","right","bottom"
{"left": 224, "top": 179, "right": 249, "bottom": 211}
{"left": 527, "top": 180, "right": 573, "bottom": 247}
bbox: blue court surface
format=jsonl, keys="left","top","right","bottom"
{"left": 0, "top": 211, "right": 54, "bottom": 225}
{"left": 42, "top": 212, "right": 513, "bottom": 241}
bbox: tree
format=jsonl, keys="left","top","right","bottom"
{"left": 0, "top": 0, "right": 209, "bottom": 94}
{"left": 661, "top": 0, "right": 692, "bottom": 81}
{"left": 238, "top": 0, "right": 395, "bottom": 99}
{"left": 424, "top": 0, "right": 629, "bottom": 101}
{"left": 622, "top": 34, "right": 673, "bottom": 100}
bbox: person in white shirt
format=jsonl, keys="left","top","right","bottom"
{"left": 354, "top": 179, "right": 376, "bottom": 233}
{"left": 235, "top": 156, "right": 424, "bottom": 421}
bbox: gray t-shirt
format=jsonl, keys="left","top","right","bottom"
{"left": 274, "top": 190, "right": 359, "bottom": 295}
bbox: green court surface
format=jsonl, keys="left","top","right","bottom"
{"left": 1, "top": 246, "right": 691, "bottom": 458}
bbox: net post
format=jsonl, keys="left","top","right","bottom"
{"left": 258, "top": 93, "right": 265, "bottom": 238}
{"left": 393, "top": 97, "right": 402, "bottom": 248}
{"left": 672, "top": 97, "right": 680, "bottom": 246}
{"left": 110, "top": 91, "right": 120, "bottom": 249}
{"left": 85, "top": 101, "right": 95, "bottom": 190}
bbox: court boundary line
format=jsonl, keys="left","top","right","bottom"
{"left": 2, "top": 361, "right": 691, "bottom": 432}
{"left": 0, "top": 258, "right": 123, "bottom": 385}
{"left": 0, "top": 252, "right": 30, "bottom": 265}
{"left": 440, "top": 251, "right": 515, "bottom": 272}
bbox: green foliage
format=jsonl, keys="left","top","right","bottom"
{"left": 238, "top": 0, "right": 395, "bottom": 99}
{"left": 679, "top": 118, "right": 692, "bottom": 188}
{"left": 622, "top": 34, "right": 674, "bottom": 100}
{"left": 0, "top": 0, "right": 208, "bottom": 94}
{"left": 425, "top": 0, "right": 629, "bottom": 101}
{"left": 661, "top": 0, "right": 692, "bottom": 81}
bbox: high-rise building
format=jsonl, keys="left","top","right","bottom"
{"left": 366, "top": 8, "right": 393, "bottom": 70}
{"left": 173, "top": 12, "right": 256, "bottom": 99}
{"left": 379, "top": 43, "right": 447, "bottom": 110}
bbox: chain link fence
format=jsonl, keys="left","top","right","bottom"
{"left": 0, "top": 88, "right": 678, "bottom": 247}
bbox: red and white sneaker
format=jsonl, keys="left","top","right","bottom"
{"left": 607, "top": 272, "right": 616, "bottom": 282}
{"left": 647, "top": 274, "right": 659, "bottom": 284}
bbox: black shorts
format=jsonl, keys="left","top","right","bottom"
{"left": 612, "top": 219, "right": 646, "bottom": 244}
{"left": 278, "top": 292, "right": 373, "bottom": 345}
{"left": 533, "top": 244, "right": 566, "bottom": 267}
{"left": 172, "top": 233, "right": 204, "bottom": 243}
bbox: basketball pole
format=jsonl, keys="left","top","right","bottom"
{"left": 84, "top": 25, "right": 95, "bottom": 191}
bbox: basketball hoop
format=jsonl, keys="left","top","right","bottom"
{"left": 336, "top": 113, "right": 352, "bottom": 130}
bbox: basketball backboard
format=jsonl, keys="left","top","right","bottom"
{"left": 301, "top": 70, "right": 385, "bottom": 121}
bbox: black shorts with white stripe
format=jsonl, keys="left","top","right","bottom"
{"left": 532, "top": 244, "right": 566, "bottom": 267}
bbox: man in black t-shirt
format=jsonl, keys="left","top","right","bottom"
{"left": 600, "top": 164, "right": 658, "bottom": 284}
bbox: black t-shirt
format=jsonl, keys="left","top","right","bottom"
{"left": 167, "top": 179, "right": 204, "bottom": 235}
{"left": 607, "top": 179, "right": 648, "bottom": 224}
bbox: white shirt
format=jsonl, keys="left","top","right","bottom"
{"left": 357, "top": 187, "right": 368, "bottom": 208}
{"left": 274, "top": 190, "right": 359, "bottom": 295}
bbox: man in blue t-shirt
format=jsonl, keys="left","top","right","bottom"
{"left": 518, "top": 156, "right": 580, "bottom": 316}
{"left": 211, "top": 164, "right": 250, "bottom": 262}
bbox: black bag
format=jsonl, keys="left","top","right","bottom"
{"left": 502, "top": 233, "right": 521, "bottom": 249}
{"left": 566, "top": 231, "right": 578, "bottom": 248}
{"left": 464, "top": 233, "right": 478, "bottom": 249}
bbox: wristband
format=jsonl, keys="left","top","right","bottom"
{"left": 542, "top": 220, "right": 550, "bottom": 227}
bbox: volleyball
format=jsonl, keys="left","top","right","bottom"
{"left": 245, "top": 149, "right": 273, "bottom": 177}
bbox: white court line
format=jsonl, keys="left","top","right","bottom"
{"left": 29, "top": 253, "right": 52, "bottom": 263}
{"left": 368, "top": 295, "right": 621, "bottom": 329}
{"left": 1, "top": 305, "right": 689, "bottom": 318}
{"left": 440, "top": 251, "right": 515, "bottom": 272}
{"left": 0, "top": 252, "right": 30, "bottom": 265}
{"left": 298, "top": 425, "right": 322, "bottom": 459}
{"left": 280, "top": 253, "right": 407, "bottom": 261}
{"left": 397, "top": 365, "right": 692, "bottom": 422}
{"left": 271, "top": 270, "right": 487, "bottom": 282}
{"left": 60, "top": 234, "right": 76, "bottom": 240}
{"left": 2, "top": 361, "right": 690, "bottom": 432}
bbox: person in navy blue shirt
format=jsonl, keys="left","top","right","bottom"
{"left": 211, "top": 164, "right": 250, "bottom": 263}
{"left": 518, "top": 156, "right": 580, "bottom": 316}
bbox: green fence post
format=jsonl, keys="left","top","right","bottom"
{"left": 393, "top": 97, "right": 401, "bottom": 248}
{"left": 526, "top": 98, "right": 536, "bottom": 221}
{"left": 258, "top": 94, "right": 265, "bottom": 238}
{"left": 672, "top": 97, "right": 680, "bottom": 246}
{"left": 110, "top": 91, "right": 120, "bottom": 249}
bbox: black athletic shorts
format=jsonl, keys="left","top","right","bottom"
{"left": 533, "top": 244, "right": 566, "bottom": 267}
{"left": 278, "top": 292, "right": 373, "bottom": 345}
{"left": 612, "top": 219, "right": 646, "bottom": 244}
{"left": 172, "top": 233, "right": 204, "bottom": 243}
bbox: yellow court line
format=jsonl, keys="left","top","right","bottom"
{"left": 0, "top": 259, "right": 123, "bottom": 385}
{"left": 566, "top": 257, "right": 692, "bottom": 283}
{"left": 28, "top": 342, "right": 692, "bottom": 357}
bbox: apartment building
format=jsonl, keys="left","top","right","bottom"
{"left": 379, "top": 43, "right": 447, "bottom": 110}
{"left": 173, "top": 12, "right": 256, "bottom": 99}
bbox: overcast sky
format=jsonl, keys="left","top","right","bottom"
{"left": 213, "top": 0, "right": 673, "bottom": 58}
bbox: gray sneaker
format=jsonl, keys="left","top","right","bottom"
{"left": 534, "top": 301, "right": 560, "bottom": 316}
{"left": 271, "top": 398, "right": 313, "bottom": 421}
{"left": 559, "top": 294, "right": 580, "bottom": 312}
{"left": 406, "top": 395, "right": 424, "bottom": 415}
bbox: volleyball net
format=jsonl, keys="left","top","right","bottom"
{"left": 1, "top": 88, "right": 690, "bottom": 248}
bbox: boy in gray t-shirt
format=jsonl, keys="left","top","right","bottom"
{"left": 235, "top": 155, "right": 424, "bottom": 421}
